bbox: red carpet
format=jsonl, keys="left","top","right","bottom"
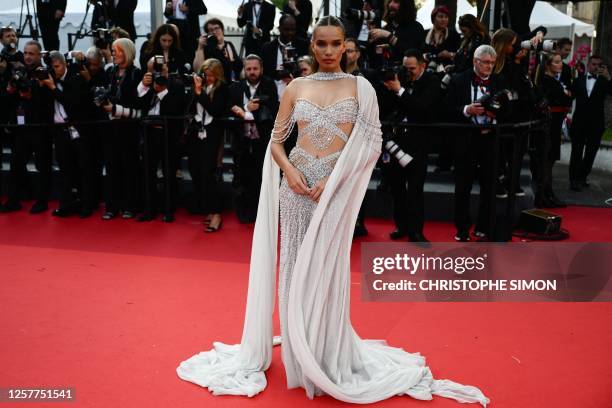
{"left": 1, "top": 203, "right": 611, "bottom": 407}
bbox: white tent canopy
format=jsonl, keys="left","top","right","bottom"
{"left": 529, "top": 1, "right": 594, "bottom": 38}
{"left": 416, "top": 0, "right": 593, "bottom": 39}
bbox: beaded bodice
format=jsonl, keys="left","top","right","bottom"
{"left": 271, "top": 72, "right": 359, "bottom": 156}
{"left": 293, "top": 97, "right": 358, "bottom": 151}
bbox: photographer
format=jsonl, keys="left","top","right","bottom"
{"left": 555, "top": 38, "right": 573, "bottom": 88}
{"left": 91, "top": 0, "right": 137, "bottom": 41}
{"left": 136, "top": 58, "right": 186, "bottom": 222}
{"left": 261, "top": 14, "right": 308, "bottom": 98}
{"left": 229, "top": 54, "right": 278, "bottom": 223}
{"left": 345, "top": 37, "right": 362, "bottom": 76}
{"left": 39, "top": 51, "right": 96, "bottom": 218}
{"left": 237, "top": 0, "right": 276, "bottom": 57}
{"left": 569, "top": 55, "right": 612, "bottom": 191}
{"left": 36, "top": 0, "right": 65, "bottom": 51}
{"left": 445, "top": 45, "right": 509, "bottom": 242}
{"left": 342, "top": 1, "right": 383, "bottom": 46}
{"left": 368, "top": 0, "right": 424, "bottom": 69}
{"left": 0, "top": 41, "right": 53, "bottom": 215}
{"left": 141, "top": 24, "right": 188, "bottom": 93}
{"left": 534, "top": 52, "right": 573, "bottom": 207}
{"left": 98, "top": 38, "right": 144, "bottom": 220}
{"left": 193, "top": 19, "right": 242, "bottom": 83}
{"left": 422, "top": 6, "right": 460, "bottom": 73}
{"left": 186, "top": 58, "right": 229, "bottom": 233}
{"left": 283, "top": 0, "right": 313, "bottom": 40}
{"left": 453, "top": 14, "right": 490, "bottom": 74}
{"left": 383, "top": 49, "right": 441, "bottom": 242}
{"left": 0, "top": 27, "right": 24, "bottom": 67}
{"left": 164, "top": 0, "right": 208, "bottom": 62}
{"left": 297, "top": 55, "right": 314, "bottom": 77}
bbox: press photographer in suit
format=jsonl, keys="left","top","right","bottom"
{"left": 383, "top": 49, "right": 441, "bottom": 243}
{"left": 237, "top": 0, "right": 276, "bottom": 57}
{"left": 136, "top": 58, "right": 186, "bottom": 222}
{"left": 1, "top": 41, "right": 53, "bottom": 215}
{"left": 40, "top": 51, "right": 96, "bottom": 218}
{"left": 445, "top": 45, "right": 510, "bottom": 242}
{"left": 165, "top": 0, "right": 208, "bottom": 61}
{"left": 568, "top": 55, "right": 612, "bottom": 191}
{"left": 229, "top": 54, "right": 279, "bottom": 223}
{"left": 36, "top": 0, "right": 66, "bottom": 51}
{"left": 91, "top": 0, "right": 137, "bottom": 41}
{"left": 261, "top": 14, "right": 309, "bottom": 97}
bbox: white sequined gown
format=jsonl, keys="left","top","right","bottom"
{"left": 277, "top": 86, "right": 359, "bottom": 395}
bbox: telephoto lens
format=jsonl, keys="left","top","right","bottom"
{"left": 385, "top": 140, "right": 413, "bottom": 167}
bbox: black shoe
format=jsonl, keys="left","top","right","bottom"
{"left": 408, "top": 232, "right": 430, "bottom": 243}
{"left": 79, "top": 209, "right": 93, "bottom": 219}
{"left": 495, "top": 182, "right": 508, "bottom": 198}
{"left": 0, "top": 201, "right": 22, "bottom": 213}
{"left": 30, "top": 201, "right": 48, "bottom": 214}
{"left": 389, "top": 229, "right": 408, "bottom": 240}
{"left": 582, "top": 179, "right": 590, "bottom": 188}
{"left": 52, "top": 207, "right": 73, "bottom": 217}
{"left": 354, "top": 221, "right": 368, "bottom": 238}
{"left": 162, "top": 214, "right": 175, "bottom": 223}
{"left": 516, "top": 187, "right": 525, "bottom": 197}
{"left": 570, "top": 181, "right": 582, "bottom": 192}
{"left": 454, "top": 230, "right": 470, "bottom": 242}
{"left": 472, "top": 230, "right": 487, "bottom": 239}
{"left": 137, "top": 213, "right": 155, "bottom": 222}
{"left": 101, "top": 211, "right": 116, "bottom": 220}
{"left": 547, "top": 194, "right": 567, "bottom": 208}
{"left": 122, "top": 210, "right": 135, "bottom": 219}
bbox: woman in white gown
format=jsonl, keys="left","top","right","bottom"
{"left": 176, "top": 16, "right": 489, "bottom": 406}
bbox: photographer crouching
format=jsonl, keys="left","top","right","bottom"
{"left": 136, "top": 57, "right": 186, "bottom": 222}
{"left": 1, "top": 41, "right": 53, "bottom": 215}
{"left": 445, "top": 45, "right": 511, "bottom": 242}
{"left": 383, "top": 49, "right": 441, "bottom": 243}
{"left": 39, "top": 51, "right": 96, "bottom": 218}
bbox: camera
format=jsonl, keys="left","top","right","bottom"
{"left": 1, "top": 43, "right": 20, "bottom": 64}
{"left": 343, "top": 1, "right": 379, "bottom": 21}
{"left": 65, "top": 53, "right": 87, "bottom": 70}
{"left": 94, "top": 28, "right": 112, "bottom": 49}
{"left": 206, "top": 34, "right": 218, "bottom": 49}
{"left": 92, "top": 85, "right": 111, "bottom": 107}
{"left": 152, "top": 55, "right": 168, "bottom": 86}
{"left": 520, "top": 39, "right": 556, "bottom": 53}
{"left": 34, "top": 66, "right": 50, "bottom": 81}
{"left": 475, "top": 89, "right": 515, "bottom": 116}
{"left": 276, "top": 45, "right": 297, "bottom": 80}
{"left": 384, "top": 137, "right": 413, "bottom": 167}
{"left": 10, "top": 68, "right": 34, "bottom": 91}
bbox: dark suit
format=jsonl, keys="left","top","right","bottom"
{"left": 36, "top": 0, "right": 66, "bottom": 51}
{"left": 139, "top": 87, "right": 185, "bottom": 218}
{"left": 91, "top": 0, "right": 137, "bottom": 40}
{"left": 50, "top": 69, "right": 97, "bottom": 211}
{"left": 260, "top": 38, "right": 309, "bottom": 80}
{"left": 229, "top": 78, "right": 279, "bottom": 222}
{"left": 445, "top": 69, "right": 508, "bottom": 237}
{"left": 388, "top": 72, "right": 441, "bottom": 236}
{"left": 165, "top": 0, "right": 208, "bottom": 60}
{"left": 283, "top": 0, "right": 313, "bottom": 40}
{"left": 5, "top": 65, "right": 54, "bottom": 207}
{"left": 569, "top": 73, "right": 612, "bottom": 183}
{"left": 186, "top": 83, "right": 230, "bottom": 214}
{"left": 237, "top": 0, "right": 276, "bottom": 56}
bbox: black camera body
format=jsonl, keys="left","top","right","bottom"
{"left": 206, "top": 34, "right": 218, "bottom": 49}
{"left": 34, "top": 66, "right": 50, "bottom": 81}
{"left": 10, "top": 68, "right": 35, "bottom": 92}
{"left": 476, "top": 89, "right": 513, "bottom": 116}
{"left": 276, "top": 45, "right": 297, "bottom": 80}
{"left": 92, "top": 85, "right": 112, "bottom": 107}
{"left": 152, "top": 55, "right": 168, "bottom": 86}
{"left": 94, "top": 28, "right": 112, "bottom": 49}
{"left": 1, "top": 44, "right": 21, "bottom": 64}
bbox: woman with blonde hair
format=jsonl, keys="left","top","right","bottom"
{"left": 177, "top": 16, "right": 488, "bottom": 407}
{"left": 185, "top": 58, "right": 229, "bottom": 232}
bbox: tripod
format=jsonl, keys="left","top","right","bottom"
{"left": 17, "top": 0, "right": 40, "bottom": 42}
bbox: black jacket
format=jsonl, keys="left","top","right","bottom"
{"left": 445, "top": 69, "right": 509, "bottom": 124}
{"left": 139, "top": 87, "right": 186, "bottom": 139}
{"left": 540, "top": 74, "right": 572, "bottom": 108}
{"left": 36, "top": 0, "right": 67, "bottom": 17}
{"left": 92, "top": 0, "right": 138, "bottom": 40}
{"left": 8, "top": 65, "right": 54, "bottom": 125}
{"left": 237, "top": 1, "right": 276, "bottom": 51}
{"left": 386, "top": 20, "right": 425, "bottom": 64}
{"left": 260, "top": 38, "right": 309, "bottom": 80}
{"left": 51, "top": 69, "right": 93, "bottom": 135}
{"left": 422, "top": 28, "right": 461, "bottom": 67}
{"left": 283, "top": 0, "right": 313, "bottom": 40}
{"left": 229, "top": 77, "right": 279, "bottom": 141}
{"left": 571, "top": 74, "right": 612, "bottom": 134}
{"left": 453, "top": 34, "right": 489, "bottom": 74}
{"left": 188, "top": 82, "right": 230, "bottom": 133}
{"left": 164, "top": 0, "right": 208, "bottom": 38}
